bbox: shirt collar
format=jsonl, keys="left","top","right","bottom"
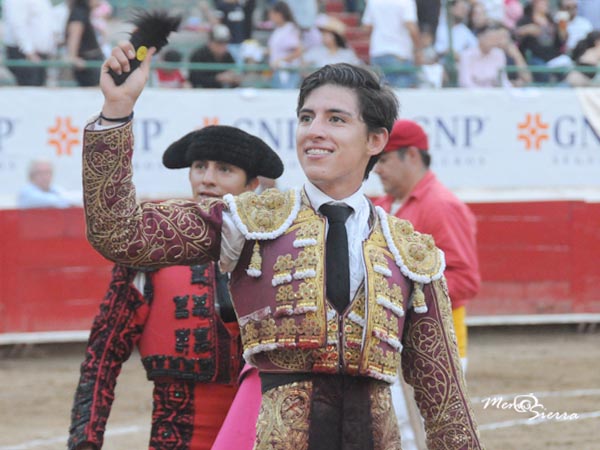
{"left": 303, "top": 181, "right": 369, "bottom": 216}
{"left": 408, "top": 171, "right": 435, "bottom": 201}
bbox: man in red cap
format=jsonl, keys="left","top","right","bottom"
{"left": 373, "top": 119, "right": 480, "bottom": 450}
{"left": 373, "top": 119, "right": 480, "bottom": 368}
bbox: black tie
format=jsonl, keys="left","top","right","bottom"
{"left": 320, "top": 204, "right": 353, "bottom": 313}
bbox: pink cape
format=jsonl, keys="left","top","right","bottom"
{"left": 211, "top": 366, "right": 261, "bottom": 450}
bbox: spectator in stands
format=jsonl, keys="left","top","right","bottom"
{"left": 459, "top": 25, "right": 512, "bottom": 87}
{"left": 214, "top": 0, "right": 257, "bottom": 64}
{"left": 362, "top": 0, "right": 422, "bottom": 88}
{"left": 498, "top": 26, "right": 533, "bottom": 86}
{"left": 435, "top": 0, "right": 478, "bottom": 61}
{"left": 468, "top": 1, "right": 491, "bottom": 34}
{"left": 559, "top": 0, "right": 593, "bottom": 53}
{"left": 503, "top": 0, "right": 524, "bottom": 30}
{"left": 267, "top": 1, "right": 303, "bottom": 88}
{"left": 18, "top": 159, "right": 80, "bottom": 209}
{"left": 65, "top": 0, "right": 104, "bottom": 87}
{"left": 153, "top": 48, "right": 190, "bottom": 88}
{"left": 189, "top": 24, "right": 242, "bottom": 88}
{"left": 515, "top": 0, "right": 567, "bottom": 83}
{"left": 3, "top": 0, "right": 56, "bottom": 86}
{"left": 303, "top": 15, "right": 362, "bottom": 69}
{"left": 417, "top": 0, "right": 441, "bottom": 41}
{"left": 566, "top": 31, "right": 600, "bottom": 86}
{"left": 90, "top": 0, "right": 113, "bottom": 58}
{"left": 473, "top": 0, "right": 504, "bottom": 24}
{"left": 282, "top": 0, "right": 321, "bottom": 50}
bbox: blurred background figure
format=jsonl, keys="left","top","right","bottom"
{"left": 565, "top": 31, "right": 600, "bottom": 86}
{"left": 435, "top": 0, "right": 478, "bottom": 63}
{"left": 65, "top": 0, "right": 104, "bottom": 87}
{"left": 515, "top": 0, "right": 567, "bottom": 84}
{"left": 559, "top": 0, "right": 593, "bottom": 53}
{"left": 90, "top": 0, "right": 113, "bottom": 58}
{"left": 459, "top": 25, "right": 512, "bottom": 87}
{"left": 362, "top": 0, "right": 422, "bottom": 88}
{"left": 153, "top": 49, "right": 190, "bottom": 88}
{"left": 267, "top": 1, "right": 303, "bottom": 89}
{"left": 18, "top": 159, "right": 80, "bottom": 209}
{"left": 214, "top": 0, "right": 257, "bottom": 65}
{"left": 468, "top": 1, "right": 491, "bottom": 34}
{"left": 2, "top": 0, "right": 56, "bottom": 86}
{"left": 303, "top": 15, "right": 361, "bottom": 69}
{"left": 497, "top": 25, "right": 533, "bottom": 86}
{"left": 189, "top": 24, "right": 242, "bottom": 88}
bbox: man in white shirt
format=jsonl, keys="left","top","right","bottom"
{"left": 17, "top": 159, "right": 80, "bottom": 209}
{"left": 2, "top": 0, "right": 56, "bottom": 86}
{"left": 362, "top": 0, "right": 422, "bottom": 88}
{"left": 560, "top": 0, "right": 594, "bottom": 51}
{"left": 80, "top": 42, "right": 483, "bottom": 448}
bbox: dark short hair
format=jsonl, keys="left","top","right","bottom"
{"left": 297, "top": 63, "right": 399, "bottom": 179}
{"left": 395, "top": 147, "right": 431, "bottom": 168}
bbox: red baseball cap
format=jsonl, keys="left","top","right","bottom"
{"left": 384, "top": 119, "right": 429, "bottom": 152}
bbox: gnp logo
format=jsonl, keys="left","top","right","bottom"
{"left": 517, "top": 113, "right": 600, "bottom": 151}
{"left": 47, "top": 116, "right": 80, "bottom": 156}
{"left": 517, "top": 113, "right": 548, "bottom": 151}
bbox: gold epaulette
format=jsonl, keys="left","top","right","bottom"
{"left": 376, "top": 206, "right": 446, "bottom": 284}
{"left": 224, "top": 188, "right": 301, "bottom": 240}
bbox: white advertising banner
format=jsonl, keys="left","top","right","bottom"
{"left": 1, "top": 87, "right": 599, "bottom": 208}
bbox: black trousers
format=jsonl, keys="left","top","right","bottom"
{"left": 6, "top": 46, "right": 48, "bottom": 86}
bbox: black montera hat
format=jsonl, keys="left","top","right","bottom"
{"left": 162, "top": 125, "right": 284, "bottom": 179}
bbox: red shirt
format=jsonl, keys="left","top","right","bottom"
{"left": 374, "top": 171, "right": 480, "bottom": 308}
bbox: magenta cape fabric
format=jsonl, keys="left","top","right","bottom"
{"left": 211, "top": 366, "right": 261, "bottom": 450}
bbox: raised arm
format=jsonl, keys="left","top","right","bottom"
{"left": 83, "top": 42, "right": 225, "bottom": 268}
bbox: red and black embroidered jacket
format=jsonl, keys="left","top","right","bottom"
{"left": 68, "top": 263, "right": 242, "bottom": 450}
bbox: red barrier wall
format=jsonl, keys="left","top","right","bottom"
{"left": 0, "top": 208, "right": 112, "bottom": 333}
{"left": 1, "top": 202, "right": 599, "bottom": 334}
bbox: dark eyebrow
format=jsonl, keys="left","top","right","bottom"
{"left": 297, "top": 107, "right": 354, "bottom": 117}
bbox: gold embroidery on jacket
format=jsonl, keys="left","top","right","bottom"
{"left": 233, "top": 188, "right": 296, "bottom": 234}
{"left": 83, "top": 123, "right": 222, "bottom": 267}
{"left": 254, "top": 382, "right": 311, "bottom": 450}
{"left": 401, "top": 279, "right": 482, "bottom": 449}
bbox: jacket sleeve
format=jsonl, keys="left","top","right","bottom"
{"left": 401, "top": 278, "right": 483, "bottom": 449}
{"left": 67, "top": 265, "right": 150, "bottom": 450}
{"left": 82, "top": 121, "right": 225, "bottom": 269}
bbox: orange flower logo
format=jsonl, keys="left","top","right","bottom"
{"left": 47, "top": 117, "right": 80, "bottom": 156}
{"left": 517, "top": 113, "right": 549, "bottom": 151}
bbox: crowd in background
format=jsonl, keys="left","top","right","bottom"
{"left": 1, "top": 0, "right": 599, "bottom": 89}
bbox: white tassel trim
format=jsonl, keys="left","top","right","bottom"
{"left": 238, "top": 306, "right": 272, "bottom": 326}
{"left": 413, "top": 305, "right": 428, "bottom": 314}
{"left": 224, "top": 190, "right": 301, "bottom": 240}
{"left": 366, "top": 369, "right": 396, "bottom": 384}
{"left": 374, "top": 265, "right": 392, "bottom": 277}
{"left": 326, "top": 309, "right": 337, "bottom": 321}
{"left": 293, "top": 269, "right": 316, "bottom": 280}
{"left": 246, "top": 268, "right": 262, "bottom": 278}
{"left": 272, "top": 273, "right": 292, "bottom": 286}
{"left": 243, "top": 342, "right": 281, "bottom": 361}
{"left": 293, "top": 238, "right": 317, "bottom": 247}
{"left": 376, "top": 296, "right": 404, "bottom": 317}
{"left": 348, "top": 312, "right": 366, "bottom": 327}
{"left": 376, "top": 207, "right": 446, "bottom": 283}
{"left": 373, "top": 329, "right": 402, "bottom": 350}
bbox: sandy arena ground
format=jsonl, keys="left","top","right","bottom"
{"left": 0, "top": 325, "right": 598, "bottom": 450}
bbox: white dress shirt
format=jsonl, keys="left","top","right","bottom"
{"left": 221, "top": 181, "right": 372, "bottom": 301}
